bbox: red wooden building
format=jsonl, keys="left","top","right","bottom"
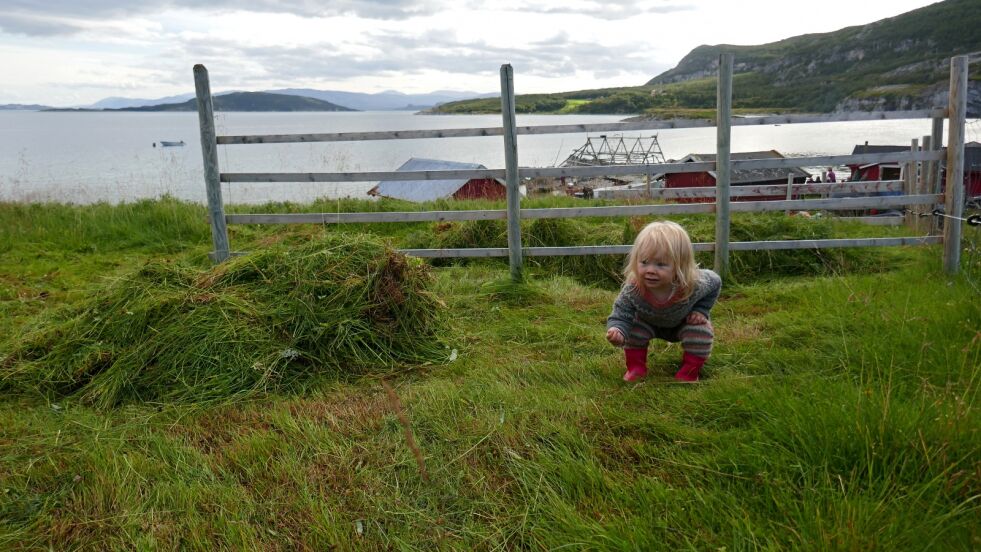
{"left": 847, "top": 144, "right": 907, "bottom": 182}
{"left": 849, "top": 142, "right": 981, "bottom": 202}
{"left": 369, "top": 158, "right": 507, "bottom": 202}
{"left": 657, "top": 150, "right": 810, "bottom": 203}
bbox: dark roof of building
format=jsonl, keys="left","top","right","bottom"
{"left": 372, "top": 158, "right": 503, "bottom": 202}
{"left": 665, "top": 150, "right": 810, "bottom": 184}
{"left": 851, "top": 144, "right": 909, "bottom": 155}
{"left": 850, "top": 143, "right": 981, "bottom": 170}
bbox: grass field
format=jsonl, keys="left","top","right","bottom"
{"left": 1, "top": 197, "right": 978, "bottom": 550}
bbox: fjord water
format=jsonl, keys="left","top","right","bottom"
{"left": 0, "top": 110, "right": 949, "bottom": 205}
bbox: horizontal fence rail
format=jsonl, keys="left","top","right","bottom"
{"left": 215, "top": 109, "right": 947, "bottom": 145}
{"left": 600, "top": 180, "right": 906, "bottom": 199}
{"left": 399, "top": 236, "right": 943, "bottom": 259}
{"left": 219, "top": 150, "right": 945, "bottom": 184}
{"left": 224, "top": 194, "right": 941, "bottom": 225}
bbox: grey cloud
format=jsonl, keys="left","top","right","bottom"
{"left": 168, "top": 29, "right": 657, "bottom": 89}
{"left": 516, "top": 1, "right": 696, "bottom": 20}
{"left": 0, "top": 12, "right": 85, "bottom": 36}
{"left": 0, "top": 0, "right": 445, "bottom": 35}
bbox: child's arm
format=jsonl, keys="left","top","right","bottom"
{"left": 606, "top": 327, "right": 625, "bottom": 346}
{"left": 691, "top": 270, "right": 722, "bottom": 318}
{"left": 606, "top": 285, "right": 637, "bottom": 345}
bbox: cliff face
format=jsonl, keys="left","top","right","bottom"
{"left": 647, "top": 0, "right": 981, "bottom": 114}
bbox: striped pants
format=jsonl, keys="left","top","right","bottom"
{"left": 623, "top": 318, "right": 714, "bottom": 358}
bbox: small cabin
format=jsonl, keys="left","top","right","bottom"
{"left": 849, "top": 142, "right": 981, "bottom": 202}
{"left": 658, "top": 150, "right": 810, "bottom": 203}
{"left": 369, "top": 158, "right": 507, "bottom": 202}
{"left": 847, "top": 144, "right": 908, "bottom": 182}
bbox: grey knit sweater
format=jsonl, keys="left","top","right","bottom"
{"left": 606, "top": 269, "right": 721, "bottom": 334}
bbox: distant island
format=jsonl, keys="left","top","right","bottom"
{"left": 1, "top": 104, "right": 52, "bottom": 111}
{"left": 429, "top": 0, "right": 981, "bottom": 116}
{"left": 4, "top": 89, "right": 498, "bottom": 112}
{"left": 42, "top": 92, "right": 356, "bottom": 113}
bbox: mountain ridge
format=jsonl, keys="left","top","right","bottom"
{"left": 644, "top": 0, "right": 981, "bottom": 113}
{"left": 430, "top": 0, "right": 981, "bottom": 116}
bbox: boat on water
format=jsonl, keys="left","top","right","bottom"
{"left": 156, "top": 140, "right": 186, "bottom": 147}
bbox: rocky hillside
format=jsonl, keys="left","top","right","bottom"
{"left": 648, "top": 0, "right": 981, "bottom": 113}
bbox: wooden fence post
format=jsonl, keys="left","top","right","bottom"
{"left": 785, "top": 173, "right": 794, "bottom": 216}
{"left": 714, "top": 53, "right": 734, "bottom": 278}
{"left": 193, "top": 65, "right": 230, "bottom": 263}
{"left": 500, "top": 64, "right": 523, "bottom": 282}
{"left": 943, "top": 56, "right": 967, "bottom": 274}
{"left": 904, "top": 138, "right": 918, "bottom": 229}
{"left": 930, "top": 115, "right": 945, "bottom": 234}
{"left": 919, "top": 135, "right": 931, "bottom": 234}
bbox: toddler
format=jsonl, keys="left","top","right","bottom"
{"left": 606, "top": 221, "right": 721, "bottom": 382}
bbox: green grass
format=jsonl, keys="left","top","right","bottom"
{"left": 1, "top": 198, "right": 978, "bottom": 549}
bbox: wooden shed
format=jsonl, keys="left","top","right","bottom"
{"left": 847, "top": 144, "right": 907, "bottom": 182}
{"left": 658, "top": 150, "right": 810, "bottom": 203}
{"left": 369, "top": 158, "right": 506, "bottom": 202}
{"left": 849, "top": 142, "right": 981, "bottom": 201}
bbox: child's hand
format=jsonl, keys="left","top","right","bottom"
{"left": 686, "top": 311, "right": 708, "bottom": 325}
{"left": 606, "top": 327, "right": 625, "bottom": 346}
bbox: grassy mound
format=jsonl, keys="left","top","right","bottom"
{"left": 0, "top": 234, "right": 446, "bottom": 407}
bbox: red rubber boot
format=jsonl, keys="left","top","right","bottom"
{"left": 623, "top": 348, "right": 648, "bottom": 382}
{"left": 674, "top": 352, "right": 706, "bottom": 382}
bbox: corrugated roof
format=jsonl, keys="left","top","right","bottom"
{"left": 372, "top": 158, "right": 503, "bottom": 202}
{"left": 666, "top": 150, "right": 810, "bottom": 184}
{"left": 852, "top": 143, "right": 981, "bottom": 170}
{"left": 851, "top": 144, "right": 908, "bottom": 155}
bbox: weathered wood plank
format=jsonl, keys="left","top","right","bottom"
{"left": 943, "top": 56, "right": 968, "bottom": 274}
{"left": 904, "top": 138, "right": 918, "bottom": 228}
{"left": 214, "top": 109, "right": 946, "bottom": 145}
{"left": 397, "top": 236, "right": 941, "bottom": 258}
{"left": 225, "top": 210, "right": 508, "bottom": 224}
{"left": 500, "top": 64, "right": 523, "bottom": 282}
{"left": 715, "top": 53, "right": 734, "bottom": 277}
{"left": 596, "top": 180, "right": 906, "bottom": 199}
{"left": 224, "top": 194, "right": 940, "bottom": 225}
{"left": 728, "top": 194, "right": 939, "bottom": 213}
{"left": 193, "top": 65, "right": 231, "bottom": 264}
{"left": 218, "top": 151, "right": 944, "bottom": 184}
{"left": 930, "top": 116, "right": 945, "bottom": 234}
{"left": 727, "top": 236, "right": 942, "bottom": 250}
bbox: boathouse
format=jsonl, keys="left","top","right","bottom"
{"left": 848, "top": 142, "right": 981, "bottom": 202}
{"left": 368, "top": 158, "right": 507, "bottom": 202}
{"left": 659, "top": 150, "right": 810, "bottom": 203}
{"left": 847, "top": 144, "right": 907, "bottom": 181}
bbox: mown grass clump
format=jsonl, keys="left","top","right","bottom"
{"left": 0, "top": 234, "right": 446, "bottom": 408}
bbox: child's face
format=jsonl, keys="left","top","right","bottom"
{"left": 636, "top": 253, "right": 675, "bottom": 293}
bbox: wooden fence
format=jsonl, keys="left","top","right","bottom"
{"left": 194, "top": 55, "right": 970, "bottom": 279}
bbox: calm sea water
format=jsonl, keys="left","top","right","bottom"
{"left": 0, "top": 110, "right": 961, "bottom": 204}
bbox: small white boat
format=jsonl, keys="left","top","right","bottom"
{"left": 157, "top": 140, "right": 186, "bottom": 147}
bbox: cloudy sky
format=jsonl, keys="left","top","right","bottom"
{"left": 1, "top": 0, "right": 940, "bottom": 106}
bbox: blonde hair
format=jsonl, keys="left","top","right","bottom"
{"left": 624, "top": 221, "right": 700, "bottom": 299}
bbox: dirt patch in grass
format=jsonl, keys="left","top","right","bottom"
{"left": 287, "top": 392, "right": 389, "bottom": 436}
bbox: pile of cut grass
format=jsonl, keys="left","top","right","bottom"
{"left": 0, "top": 234, "right": 446, "bottom": 408}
